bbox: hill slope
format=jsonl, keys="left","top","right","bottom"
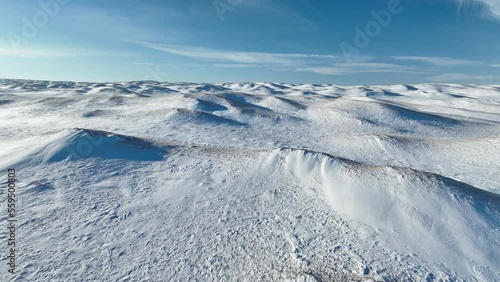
{"left": 0, "top": 79, "right": 499, "bottom": 281}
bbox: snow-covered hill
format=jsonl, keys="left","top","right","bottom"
{"left": 0, "top": 79, "right": 499, "bottom": 281}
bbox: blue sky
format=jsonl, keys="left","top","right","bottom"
{"left": 1, "top": 0, "right": 499, "bottom": 84}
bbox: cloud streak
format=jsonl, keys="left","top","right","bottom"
{"left": 135, "top": 42, "right": 491, "bottom": 79}
{"left": 136, "top": 41, "right": 417, "bottom": 76}
{"left": 135, "top": 41, "right": 337, "bottom": 65}
{"left": 0, "top": 47, "right": 53, "bottom": 58}
{"left": 0, "top": 45, "right": 138, "bottom": 59}
{"left": 471, "top": 0, "right": 500, "bottom": 18}
{"left": 428, "top": 72, "right": 483, "bottom": 82}
{"left": 456, "top": 0, "right": 500, "bottom": 18}
{"left": 296, "top": 63, "right": 411, "bottom": 76}
{"left": 392, "top": 56, "right": 481, "bottom": 67}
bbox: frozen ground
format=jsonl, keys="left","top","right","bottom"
{"left": 0, "top": 79, "right": 499, "bottom": 281}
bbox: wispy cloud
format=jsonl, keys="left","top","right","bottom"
{"left": 428, "top": 73, "right": 482, "bottom": 82}
{"left": 0, "top": 46, "right": 82, "bottom": 58}
{"left": 296, "top": 63, "right": 411, "bottom": 76}
{"left": 392, "top": 56, "right": 481, "bottom": 67}
{"left": 462, "top": 0, "right": 500, "bottom": 18}
{"left": 214, "top": 64, "right": 263, "bottom": 68}
{"left": 135, "top": 41, "right": 337, "bottom": 65}
{"left": 491, "top": 64, "right": 500, "bottom": 67}
{"left": 295, "top": 67, "right": 346, "bottom": 76}
{"left": 0, "top": 45, "right": 138, "bottom": 59}
{"left": 136, "top": 41, "right": 417, "bottom": 76}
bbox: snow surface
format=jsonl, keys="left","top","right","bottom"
{"left": 0, "top": 79, "right": 499, "bottom": 281}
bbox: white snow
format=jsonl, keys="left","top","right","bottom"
{"left": 0, "top": 79, "right": 499, "bottom": 281}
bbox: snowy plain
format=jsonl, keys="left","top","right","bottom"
{"left": 0, "top": 79, "right": 499, "bottom": 281}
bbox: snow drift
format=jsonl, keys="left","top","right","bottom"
{"left": 0, "top": 79, "right": 499, "bottom": 281}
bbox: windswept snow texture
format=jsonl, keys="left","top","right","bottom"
{"left": 0, "top": 79, "right": 499, "bottom": 281}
